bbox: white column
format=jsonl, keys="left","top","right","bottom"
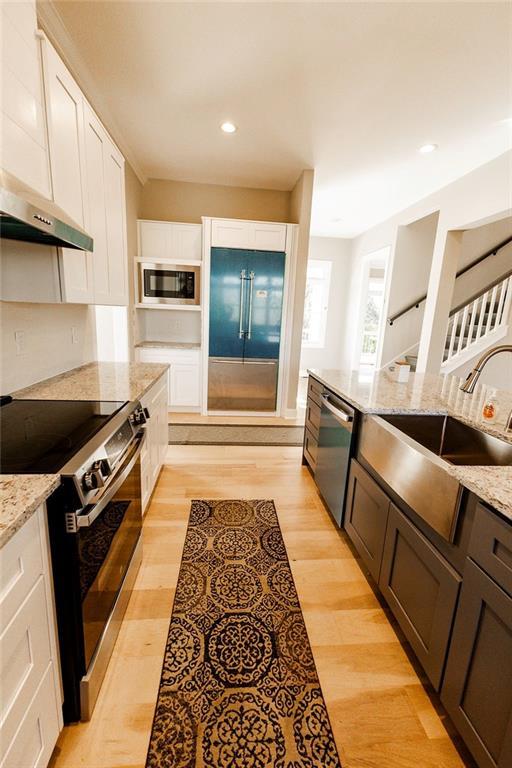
{"left": 417, "top": 227, "right": 463, "bottom": 373}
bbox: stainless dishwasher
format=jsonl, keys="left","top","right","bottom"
{"left": 315, "top": 391, "right": 357, "bottom": 527}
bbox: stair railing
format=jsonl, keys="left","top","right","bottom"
{"left": 387, "top": 234, "right": 512, "bottom": 326}
{"left": 442, "top": 272, "right": 512, "bottom": 366}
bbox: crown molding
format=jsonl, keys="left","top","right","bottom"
{"left": 36, "top": 0, "right": 147, "bottom": 185}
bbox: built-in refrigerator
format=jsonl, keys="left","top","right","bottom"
{"left": 208, "top": 247, "right": 285, "bottom": 411}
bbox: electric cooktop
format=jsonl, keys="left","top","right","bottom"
{"left": 0, "top": 398, "right": 127, "bottom": 474}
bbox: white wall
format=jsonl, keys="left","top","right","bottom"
{"left": 380, "top": 211, "right": 439, "bottom": 367}
{"left": 0, "top": 301, "right": 96, "bottom": 393}
{"left": 451, "top": 217, "right": 512, "bottom": 310}
{"left": 341, "top": 151, "right": 512, "bottom": 372}
{"left": 300, "top": 236, "right": 351, "bottom": 372}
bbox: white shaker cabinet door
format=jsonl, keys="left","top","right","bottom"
{"left": 170, "top": 224, "right": 202, "bottom": 261}
{"left": 211, "top": 219, "right": 251, "bottom": 250}
{"left": 253, "top": 222, "right": 287, "bottom": 251}
{"left": 42, "top": 36, "right": 93, "bottom": 303}
{"left": 83, "top": 104, "right": 110, "bottom": 305}
{"left": 170, "top": 364, "right": 201, "bottom": 407}
{"left": 41, "top": 37, "right": 86, "bottom": 227}
{"left": 103, "top": 141, "right": 128, "bottom": 305}
{"left": 0, "top": 2, "right": 51, "bottom": 197}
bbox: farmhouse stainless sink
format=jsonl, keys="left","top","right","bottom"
{"left": 358, "top": 414, "right": 512, "bottom": 543}
{"left": 381, "top": 414, "right": 512, "bottom": 466}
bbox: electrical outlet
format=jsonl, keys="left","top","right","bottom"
{"left": 71, "top": 326, "right": 79, "bottom": 345}
{"left": 14, "top": 330, "right": 25, "bottom": 356}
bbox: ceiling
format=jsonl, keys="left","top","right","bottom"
{"left": 50, "top": 1, "right": 512, "bottom": 237}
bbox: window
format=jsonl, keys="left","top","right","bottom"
{"left": 302, "top": 260, "right": 332, "bottom": 348}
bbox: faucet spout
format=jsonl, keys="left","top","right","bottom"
{"left": 459, "top": 345, "right": 512, "bottom": 394}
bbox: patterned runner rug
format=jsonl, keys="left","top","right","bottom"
{"left": 146, "top": 499, "right": 341, "bottom": 768}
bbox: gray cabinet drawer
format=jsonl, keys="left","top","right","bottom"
{"left": 305, "top": 398, "right": 321, "bottom": 435}
{"left": 303, "top": 428, "right": 318, "bottom": 470}
{"left": 442, "top": 559, "right": 512, "bottom": 768}
{"left": 469, "top": 503, "right": 512, "bottom": 598}
{"left": 345, "top": 460, "right": 390, "bottom": 583}
{"left": 379, "top": 503, "right": 461, "bottom": 690}
{"left": 307, "top": 376, "right": 323, "bottom": 406}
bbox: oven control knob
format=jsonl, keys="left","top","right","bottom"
{"left": 131, "top": 407, "right": 148, "bottom": 426}
{"left": 82, "top": 464, "right": 106, "bottom": 491}
{"left": 82, "top": 471, "right": 98, "bottom": 491}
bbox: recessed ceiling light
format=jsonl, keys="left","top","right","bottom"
{"left": 221, "top": 122, "right": 237, "bottom": 134}
{"left": 419, "top": 143, "right": 438, "bottom": 154}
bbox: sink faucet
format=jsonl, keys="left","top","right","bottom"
{"left": 460, "top": 345, "right": 512, "bottom": 394}
{"left": 459, "top": 345, "right": 512, "bottom": 432}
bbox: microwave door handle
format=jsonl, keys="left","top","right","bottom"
{"left": 239, "top": 269, "right": 246, "bottom": 338}
{"left": 246, "top": 271, "right": 255, "bottom": 340}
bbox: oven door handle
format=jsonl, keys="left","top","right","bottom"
{"left": 71, "top": 433, "right": 146, "bottom": 530}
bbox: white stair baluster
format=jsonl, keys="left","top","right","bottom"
{"left": 485, "top": 284, "right": 498, "bottom": 336}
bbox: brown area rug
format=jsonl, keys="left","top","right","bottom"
{"left": 146, "top": 499, "right": 342, "bottom": 768}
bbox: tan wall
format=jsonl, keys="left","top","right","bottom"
{"left": 140, "top": 178, "right": 291, "bottom": 224}
{"left": 287, "top": 169, "right": 315, "bottom": 410}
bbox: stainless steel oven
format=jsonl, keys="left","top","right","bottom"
{"left": 44, "top": 402, "right": 147, "bottom": 722}
{"left": 139, "top": 261, "right": 200, "bottom": 305}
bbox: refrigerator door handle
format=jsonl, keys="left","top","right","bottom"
{"left": 239, "top": 270, "right": 246, "bottom": 338}
{"left": 246, "top": 271, "right": 255, "bottom": 340}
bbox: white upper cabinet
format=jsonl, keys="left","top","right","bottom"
{"left": 139, "top": 221, "right": 202, "bottom": 262}
{"left": 83, "top": 104, "right": 108, "bottom": 304}
{"left": 83, "top": 104, "right": 128, "bottom": 305}
{"left": 41, "top": 35, "right": 86, "bottom": 227}
{"left": 211, "top": 219, "right": 287, "bottom": 252}
{"left": 0, "top": 1, "right": 51, "bottom": 197}
{"left": 103, "top": 141, "right": 128, "bottom": 304}
{"left": 38, "top": 37, "right": 128, "bottom": 306}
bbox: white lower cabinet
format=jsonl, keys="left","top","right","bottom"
{"left": 140, "top": 372, "right": 169, "bottom": 512}
{"left": 135, "top": 348, "right": 201, "bottom": 411}
{"left": 0, "top": 507, "right": 63, "bottom": 768}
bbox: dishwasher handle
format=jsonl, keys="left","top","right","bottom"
{"left": 321, "top": 394, "right": 354, "bottom": 424}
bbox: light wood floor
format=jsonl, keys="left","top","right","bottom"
{"left": 49, "top": 446, "right": 473, "bottom": 768}
{"left": 169, "top": 411, "right": 306, "bottom": 426}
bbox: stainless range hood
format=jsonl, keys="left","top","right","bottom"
{"left": 0, "top": 170, "right": 93, "bottom": 252}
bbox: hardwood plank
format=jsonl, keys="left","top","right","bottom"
{"left": 49, "top": 445, "right": 470, "bottom": 768}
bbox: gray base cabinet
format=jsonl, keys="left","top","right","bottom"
{"left": 379, "top": 503, "right": 461, "bottom": 690}
{"left": 441, "top": 559, "right": 512, "bottom": 768}
{"left": 345, "top": 459, "right": 390, "bottom": 582}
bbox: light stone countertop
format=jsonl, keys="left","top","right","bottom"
{"left": 0, "top": 474, "right": 60, "bottom": 549}
{"left": 135, "top": 340, "right": 201, "bottom": 350}
{"left": 13, "top": 361, "right": 169, "bottom": 402}
{"left": 2, "top": 362, "right": 170, "bottom": 549}
{"left": 309, "top": 368, "right": 512, "bottom": 522}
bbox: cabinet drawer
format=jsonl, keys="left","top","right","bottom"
{"left": 469, "top": 503, "right": 512, "bottom": 597}
{"left": 303, "top": 428, "right": 318, "bottom": 470}
{"left": 442, "top": 559, "right": 512, "bottom": 768}
{"left": 379, "top": 504, "right": 461, "bottom": 690}
{"left": 305, "top": 398, "right": 321, "bottom": 435}
{"left": 307, "top": 376, "right": 323, "bottom": 406}
{"left": 0, "top": 577, "right": 52, "bottom": 756}
{"left": 136, "top": 347, "right": 200, "bottom": 365}
{"left": 0, "top": 512, "right": 43, "bottom": 629}
{"left": 1, "top": 662, "right": 61, "bottom": 768}
{"left": 345, "top": 460, "right": 390, "bottom": 583}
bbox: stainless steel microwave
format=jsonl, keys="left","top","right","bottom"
{"left": 139, "top": 262, "right": 201, "bottom": 306}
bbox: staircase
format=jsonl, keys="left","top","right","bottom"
{"left": 441, "top": 273, "right": 512, "bottom": 372}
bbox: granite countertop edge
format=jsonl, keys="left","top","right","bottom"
{"left": 0, "top": 474, "right": 61, "bottom": 550}
{"left": 13, "top": 361, "right": 170, "bottom": 403}
{"left": 308, "top": 368, "right": 512, "bottom": 522}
